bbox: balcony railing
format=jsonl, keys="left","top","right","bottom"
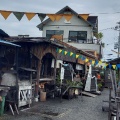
{"left": 68, "top": 39, "right": 100, "bottom": 45}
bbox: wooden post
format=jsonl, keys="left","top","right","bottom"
{"left": 29, "top": 52, "right": 32, "bottom": 84}
{"left": 54, "top": 58, "right": 57, "bottom": 83}
{"left": 35, "top": 59, "right": 42, "bottom": 98}
{"left": 16, "top": 47, "right": 19, "bottom": 87}
{"left": 29, "top": 51, "right": 33, "bottom": 104}
{"left": 118, "top": 69, "right": 120, "bottom": 86}
{"left": 15, "top": 47, "right": 19, "bottom": 106}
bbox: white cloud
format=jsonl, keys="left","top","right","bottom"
{"left": 0, "top": 0, "right": 120, "bottom": 59}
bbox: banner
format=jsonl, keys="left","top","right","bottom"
{"left": 13, "top": 12, "right": 24, "bottom": 21}
{"left": 38, "top": 13, "right": 46, "bottom": 22}
{"left": 0, "top": 10, "right": 11, "bottom": 19}
{"left": 63, "top": 14, "right": 73, "bottom": 21}
{"left": 70, "top": 52, "right": 73, "bottom": 56}
{"left": 112, "top": 65, "right": 116, "bottom": 69}
{"left": 56, "top": 48, "right": 120, "bottom": 70}
{"left": 79, "top": 14, "right": 89, "bottom": 20}
{"left": 0, "top": 9, "right": 94, "bottom": 23}
{"left": 85, "top": 58, "right": 89, "bottom": 62}
{"left": 59, "top": 49, "right": 62, "bottom": 53}
{"left": 76, "top": 54, "right": 79, "bottom": 58}
{"left": 25, "top": 12, "right": 36, "bottom": 20}
{"left": 47, "top": 14, "right": 56, "bottom": 21}
{"left": 56, "top": 14, "right": 63, "bottom": 21}
{"left": 64, "top": 51, "right": 68, "bottom": 55}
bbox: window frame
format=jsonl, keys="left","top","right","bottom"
{"left": 69, "top": 31, "right": 87, "bottom": 43}
{"left": 46, "top": 30, "right": 64, "bottom": 39}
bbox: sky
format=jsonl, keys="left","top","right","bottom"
{"left": 0, "top": 0, "right": 120, "bottom": 61}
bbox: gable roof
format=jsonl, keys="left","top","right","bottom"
{"left": 87, "top": 16, "right": 98, "bottom": 27}
{"left": 37, "top": 6, "right": 98, "bottom": 30}
{"left": 0, "top": 29, "right": 9, "bottom": 38}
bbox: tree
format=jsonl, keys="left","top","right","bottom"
{"left": 95, "top": 32, "right": 104, "bottom": 47}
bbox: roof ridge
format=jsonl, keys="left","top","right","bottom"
{"left": 37, "top": 6, "right": 95, "bottom": 29}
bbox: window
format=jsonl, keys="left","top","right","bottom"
{"left": 46, "top": 30, "right": 64, "bottom": 39}
{"left": 69, "top": 31, "right": 87, "bottom": 43}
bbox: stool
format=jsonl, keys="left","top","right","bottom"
{"left": 6, "top": 100, "right": 19, "bottom": 115}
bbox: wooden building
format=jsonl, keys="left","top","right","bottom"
{"left": 4, "top": 36, "right": 96, "bottom": 103}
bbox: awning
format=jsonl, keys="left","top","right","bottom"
{"left": 0, "top": 39, "right": 21, "bottom": 47}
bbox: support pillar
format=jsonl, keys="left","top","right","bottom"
{"left": 53, "top": 58, "right": 57, "bottom": 83}
{"left": 35, "top": 59, "right": 42, "bottom": 100}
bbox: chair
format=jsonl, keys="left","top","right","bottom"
{"left": 5, "top": 87, "right": 19, "bottom": 115}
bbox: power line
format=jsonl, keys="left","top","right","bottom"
{"left": 1, "top": 9, "right": 120, "bottom": 15}
{"left": 90, "top": 11, "right": 120, "bottom": 15}
{"left": 99, "top": 27, "right": 114, "bottom": 31}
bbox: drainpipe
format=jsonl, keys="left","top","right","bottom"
{"left": 99, "top": 43, "right": 102, "bottom": 59}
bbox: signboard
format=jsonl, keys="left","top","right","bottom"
{"left": 85, "top": 65, "right": 92, "bottom": 91}
{"left": 76, "top": 64, "right": 83, "bottom": 70}
{"left": 60, "top": 67, "right": 65, "bottom": 80}
{"left": 51, "top": 59, "right": 63, "bottom": 68}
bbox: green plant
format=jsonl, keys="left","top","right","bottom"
{"left": 66, "top": 80, "right": 83, "bottom": 87}
{"left": 56, "top": 73, "right": 61, "bottom": 85}
{"left": 98, "top": 83, "right": 102, "bottom": 89}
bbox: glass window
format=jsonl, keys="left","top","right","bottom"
{"left": 78, "top": 31, "right": 87, "bottom": 40}
{"left": 69, "top": 31, "right": 87, "bottom": 42}
{"left": 69, "top": 31, "right": 77, "bottom": 42}
{"left": 46, "top": 30, "right": 64, "bottom": 39}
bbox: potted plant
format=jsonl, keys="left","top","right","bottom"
{"left": 98, "top": 83, "right": 103, "bottom": 91}
{"left": 66, "top": 80, "right": 83, "bottom": 96}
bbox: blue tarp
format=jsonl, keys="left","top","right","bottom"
{"left": 0, "top": 39, "right": 20, "bottom": 47}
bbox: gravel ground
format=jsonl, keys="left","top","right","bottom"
{"left": 0, "top": 88, "right": 109, "bottom": 120}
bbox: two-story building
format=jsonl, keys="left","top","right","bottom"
{"left": 37, "top": 6, "right": 103, "bottom": 59}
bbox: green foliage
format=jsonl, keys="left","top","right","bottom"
{"left": 56, "top": 73, "right": 61, "bottom": 85}
{"left": 100, "top": 71, "right": 104, "bottom": 79}
{"left": 95, "top": 32, "right": 103, "bottom": 40}
{"left": 101, "top": 43, "right": 105, "bottom": 47}
{"left": 66, "top": 80, "right": 83, "bottom": 87}
{"left": 98, "top": 83, "right": 102, "bottom": 89}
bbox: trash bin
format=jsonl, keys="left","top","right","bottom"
{"left": 0, "top": 96, "right": 5, "bottom": 116}
{"left": 40, "top": 91, "right": 46, "bottom": 102}
{"left": 0, "top": 87, "right": 10, "bottom": 116}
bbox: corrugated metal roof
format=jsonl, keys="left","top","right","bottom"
{"left": 5, "top": 36, "right": 96, "bottom": 59}
{"left": 0, "top": 39, "right": 21, "bottom": 47}
{"left": 108, "top": 57, "right": 120, "bottom": 64}
{"left": 5, "top": 37, "right": 64, "bottom": 48}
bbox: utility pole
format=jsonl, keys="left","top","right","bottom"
{"left": 115, "top": 22, "right": 120, "bottom": 87}
{"left": 115, "top": 21, "right": 120, "bottom": 58}
{"left": 118, "top": 22, "right": 120, "bottom": 58}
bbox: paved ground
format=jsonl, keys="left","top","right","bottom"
{"left": 0, "top": 89, "right": 109, "bottom": 120}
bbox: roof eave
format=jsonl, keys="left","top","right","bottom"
{"left": 37, "top": 6, "right": 95, "bottom": 29}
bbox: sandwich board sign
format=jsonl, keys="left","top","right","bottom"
{"left": 85, "top": 64, "right": 92, "bottom": 91}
